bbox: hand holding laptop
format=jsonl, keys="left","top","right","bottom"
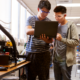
{"left": 39, "top": 34, "right": 53, "bottom": 43}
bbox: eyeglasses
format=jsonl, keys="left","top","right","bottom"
{"left": 40, "top": 9, "right": 50, "bottom": 14}
{"left": 53, "top": 13, "right": 66, "bottom": 19}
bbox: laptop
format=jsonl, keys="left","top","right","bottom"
{"left": 34, "top": 21, "right": 58, "bottom": 38}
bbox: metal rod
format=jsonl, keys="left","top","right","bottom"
{"left": 0, "top": 24, "right": 19, "bottom": 66}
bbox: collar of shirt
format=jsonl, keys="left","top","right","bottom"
{"left": 35, "top": 15, "right": 46, "bottom": 21}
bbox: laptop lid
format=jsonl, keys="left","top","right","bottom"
{"left": 34, "top": 21, "right": 58, "bottom": 38}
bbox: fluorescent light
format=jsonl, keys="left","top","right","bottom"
{"left": 77, "top": 24, "right": 80, "bottom": 25}
{"left": 65, "top": 17, "right": 80, "bottom": 19}
{"left": 57, "top": 3, "right": 80, "bottom": 7}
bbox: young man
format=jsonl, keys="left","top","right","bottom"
{"left": 53, "top": 6, "right": 79, "bottom": 80}
{"left": 25, "top": 0, "right": 52, "bottom": 80}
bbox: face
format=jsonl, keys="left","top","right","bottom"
{"left": 54, "top": 12, "right": 66, "bottom": 23}
{"left": 38, "top": 7, "right": 50, "bottom": 20}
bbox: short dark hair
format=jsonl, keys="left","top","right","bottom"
{"left": 54, "top": 6, "right": 66, "bottom": 14}
{"left": 38, "top": 0, "right": 51, "bottom": 10}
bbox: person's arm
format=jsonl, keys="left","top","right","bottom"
{"left": 56, "top": 23, "right": 79, "bottom": 47}
{"left": 26, "top": 25, "right": 34, "bottom": 35}
{"left": 26, "top": 16, "right": 34, "bottom": 35}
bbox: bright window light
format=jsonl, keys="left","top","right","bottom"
{"left": 65, "top": 17, "right": 80, "bottom": 19}
{"left": 77, "top": 24, "right": 80, "bottom": 25}
{"left": 57, "top": 3, "right": 80, "bottom": 7}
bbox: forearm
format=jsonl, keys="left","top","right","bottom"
{"left": 26, "top": 29, "right": 34, "bottom": 35}
{"left": 61, "top": 38, "right": 79, "bottom": 47}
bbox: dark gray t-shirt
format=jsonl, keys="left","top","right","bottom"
{"left": 55, "top": 22, "right": 68, "bottom": 62}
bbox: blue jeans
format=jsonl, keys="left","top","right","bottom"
{"left": 54, "top": 60, "right": 72, "bottom": 80}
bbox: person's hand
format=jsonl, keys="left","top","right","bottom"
{"left": 56, "top": 33, "right": 62, "bottom": 41}
{"left": 39, "top": 34, "right": 53, "bottom": 43}
{"left": 40, "top": 34, "right": 49, "bottom": 41}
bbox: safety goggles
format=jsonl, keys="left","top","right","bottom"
{"left": 40, "top": 9, "right": 50, "bottom": 14}
{"left": 53, "top": 13, "right": 66, "bottom": 19}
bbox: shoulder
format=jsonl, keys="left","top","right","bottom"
{"left": 68, "top": 21, "right": 78, "bottom": 35}
{"left": 26, "top": 15, "right": 36, "bottom": 26}
{"left": 68, "top": 21, "right": 76, "bottom": 29}
{"left": 68, "top": 21, "right": 75, "bottom": 26}
{"left": 26, "top": 15, "right": 36, "bottom": 24}
{"left": 27, "top": 15, "right": 36, "bottom": 20}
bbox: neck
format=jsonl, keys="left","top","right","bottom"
{"left": 37, "top": 14, "right": 44, "bottom": 21}
{"left": 60, "top": 19, "right": 68, "bottom": 25}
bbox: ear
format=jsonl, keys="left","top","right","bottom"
{"left": 64, "top": 14, "right": 66, "bottom": 17}
{"left": 37, "top": 8, "right": 39, "bottom": 12}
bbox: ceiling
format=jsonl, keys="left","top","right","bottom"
{"left": 17, "top": 0, "right": 80, "bottom": 26}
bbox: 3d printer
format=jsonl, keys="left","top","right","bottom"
{"left": 0, "top": 24, "right": 27, "bottom": 70}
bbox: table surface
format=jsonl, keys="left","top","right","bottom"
{"left": 0, "top": 61, "right": 30, "bottom": 77}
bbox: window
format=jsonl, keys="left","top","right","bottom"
{"left": 11, "top": 0, "right": 19, "bottom": 38}
{"left": 0, "top": 0, "right": 33, "bottom": 42}
{"left": 19, "top": 5, "right": 26, "bottom": 40}
{"left": 0, "top": 0, "right": 11, "bottom": 40}
{"left": 0, "top": 0, "right": 11, "bottom": 35}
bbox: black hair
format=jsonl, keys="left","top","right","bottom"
{"left": 38, "top": 0, "right": 51, "bottom": 10}
{"left": 54, "top": 6, "right": 66, "bottom": 14}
